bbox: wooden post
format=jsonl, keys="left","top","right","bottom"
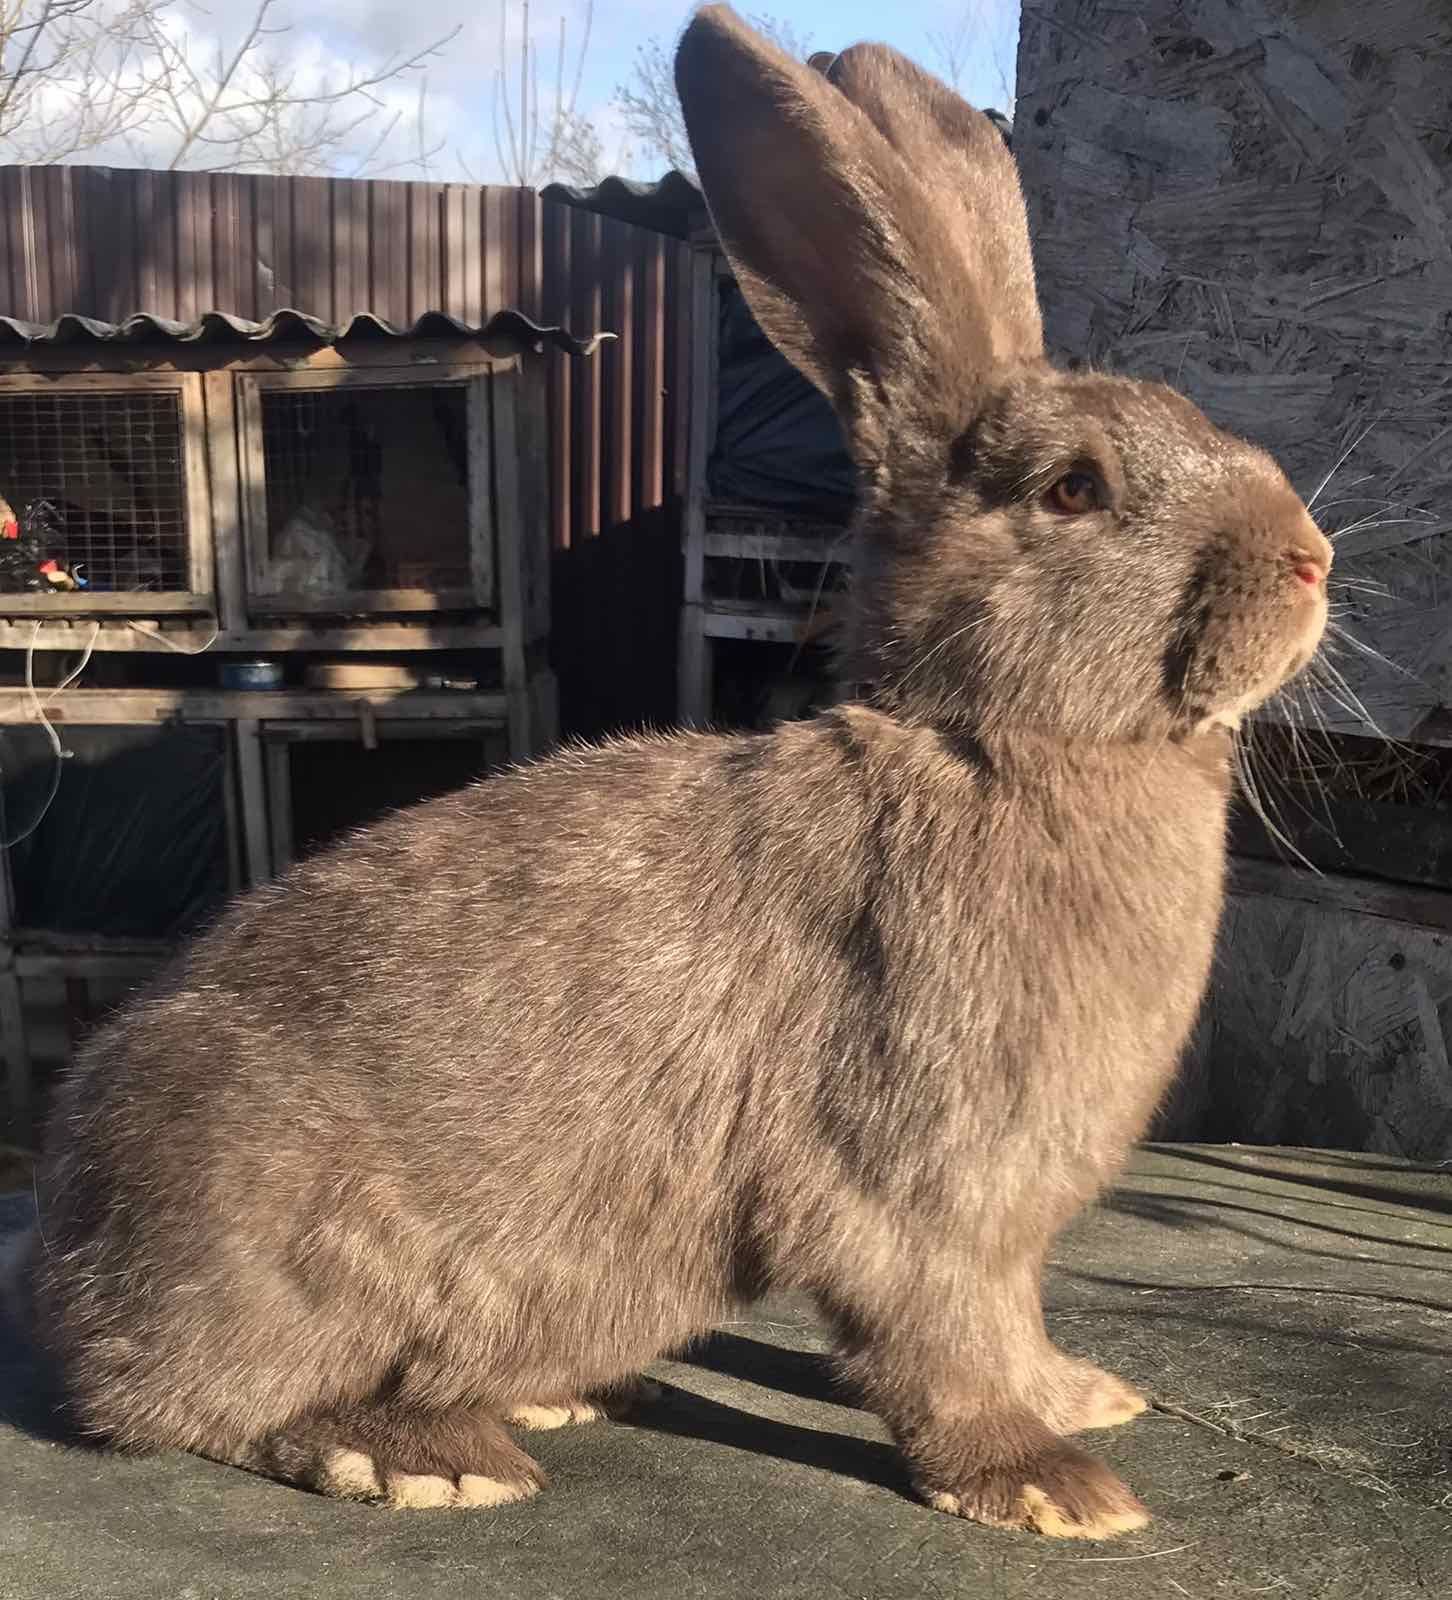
{"left": 263, "top": 736, "right": 295, "bottom": 875}
{"left": 183, "top": 373, "right": 218, "bottom": 605}
{"left": 234, "top": 719, "right": 272, "bottom": 887}
{"left": 204, "top": 370, "right": 246, "bottom": 633}
{"left": 491, "top": 365, "right": 548, "bottom": 761}
{"left": 0, "top": 967, "right": 30, "bottom": 1144}
{"left": 679, "top": 243, "right": 719, "bottom": 727}
{"left": 0, "top": 782, "right": 31, "bottom": 1141}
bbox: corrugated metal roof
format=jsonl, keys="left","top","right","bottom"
{"left": 0, "top": 306, "right": 611, "bottom": 354}
{"left": 0, "top": 167, "right": 568, "bottom": 331}
{"left": 540, "top": 173, "right": 705, "bottom": 240}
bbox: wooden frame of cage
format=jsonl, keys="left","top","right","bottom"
{"left": 0, "top": 340, "right": 558, "bottom": 767}
{"left": 234, "top": 363, "right": 504, "bottom": 620}
{"left": 0, "top": 683, "right": 523, "bottom": 1140}
{"left": 0, "top": 340, "right": 553, "bottom": 664}
{"left": 260, "top": 716, "right": 510, "bottom": 876}
{"left": 0, "top": 368, "right": 215, "bottom": 618}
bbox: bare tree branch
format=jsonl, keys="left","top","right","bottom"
{"left": 926, "top": 1, "right": 1017, "bottom": 109}
{"left": 0, "top": 0, "right": 455, "bottom": 174}
{"left": 615, "top": 11, "right": 813, "bottom": 179}
{"left": 488, "top": 0, "right": 602, "bottom": 188}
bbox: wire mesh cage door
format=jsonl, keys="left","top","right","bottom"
{"left": 0, "top": 375, "right": 212, "bottom": 610}
{"left": 239, "top": 367, "right": 498, "bottom": 616}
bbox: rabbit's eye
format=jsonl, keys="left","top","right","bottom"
{"left": 1045, "top": 472, "right": 1100, "bottom": 515}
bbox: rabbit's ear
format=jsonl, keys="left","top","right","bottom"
{"left": 823, "top": 43, "right": 1041, "bottom": 367}
{"left": 674, "top": 7, "right": 1038, "bottom": 447}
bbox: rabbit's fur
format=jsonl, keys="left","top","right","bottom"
{"left": 20, "top": 7, "right": 1332, "bottom": 1540}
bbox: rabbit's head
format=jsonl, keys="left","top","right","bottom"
{"left": 676, "top": 9, "right": 1330, "bottom": 741}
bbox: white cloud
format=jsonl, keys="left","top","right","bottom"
{"left": 4, "top": 0, "right": 1023, "bottom": 180}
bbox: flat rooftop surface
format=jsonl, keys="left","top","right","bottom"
{"left": 3, "top": 1143, "right": 1450, "bottom": 1598}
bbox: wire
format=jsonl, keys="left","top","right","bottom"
{"left": 125, "top": 619, "right": 222, "bottom": 655}
{"left": 0, "top": 620, "right": 102, "bottom": 849}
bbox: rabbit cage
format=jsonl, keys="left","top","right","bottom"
{"left": 0, "top": 305, "right": 567, "bottom": 1144}
{"left": 1017, "top": 0, "right": 1452, "bottom": 1160}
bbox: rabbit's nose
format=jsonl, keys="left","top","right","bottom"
{"left": 1287, "top": 524, "right": 1333, "bottom": 588}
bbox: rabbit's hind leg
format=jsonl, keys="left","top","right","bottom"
{"left": 236, "top": 1400, "right": 545, "bottom": 1509}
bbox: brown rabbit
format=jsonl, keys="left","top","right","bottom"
{"left": 14, "top": 6, "right": 1331, "bottom": 1542}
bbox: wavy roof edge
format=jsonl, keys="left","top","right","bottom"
{"left": 541, "top": 173, "right": 705, "bottom": 239}
{"left": 0, "top": 307, "right": 614, "bottom": 355}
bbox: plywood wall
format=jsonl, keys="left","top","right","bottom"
{"left": 1015, "top": 0, "right": 1452, "bottom": 742}
{"left": 1161, "top": 867, "right": 1452, "bottom": 1161}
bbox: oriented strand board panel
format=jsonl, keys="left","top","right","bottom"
{"left": 1165, "top": 883, "right": 1452, "bottom": 1161}
{"left": 1015, "top": 0, "right": 1452, "bottom": 740}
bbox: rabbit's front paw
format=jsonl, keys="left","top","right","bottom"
{"left": 1067, "top": 1368, "right": 1148, "bottom": 1432}
{"left": 921, "top": 1439, "right": 1149, "bottom": 1540}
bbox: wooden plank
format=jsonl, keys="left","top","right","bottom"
{"left": 234, "top": 374, "right": 271, "bottom": 600}
{"left": 702, "top": 532, "right": 853, "bottom": 564}
{"left": 516, "top": 363, "right": 553, "bottom": 643}
{"left": 181, "top": 373, "right": 218, "bottom": 601}
{"left": 0, "top": 368, "right": 199, "bottom": 392}
{"left": 0, "top": 688, "right": 512, "bottom": 726}
{"left": 63, "top": 975, "right": 89, "bottom": 1058}
{"left": 260, "top": 718, "right": 505, "bottom": 743}
{"left": 12, "top": 953, "right": 165, "bottom": 980}
{"left": 0, "top": 593, "right": 214, "bottom": 617}
{"left": 234, "top": 719, "right": 271, "bottom": 889}
{"left": 1229, "top": 856, "right": 1452, "bottom": 934}
{"left": 0, "top": 621, "right": 503, "bottom": 654}
{"left": 1232, "top": 796, "right": 1452, "bottom": 893}
{"left": 8, "top": 930, "right": 169, "bottom": 956}
{"left": 263, "top": 737, "right": 295, "bottom": 875}
{"left": 228, "top": 623, "right": 502, "bottom": 652}
{"left": 701, "top": 608, "right": 808, "bottom": 644}
{"left": 0, "top": 781, "right": 16, "bottom": 941}
{"left": 221, "top": 724, "right": 245, "bottom": 895}
{"left": 0, "top": 970, "right": 32, "bottom": 1140}
{"left": 490, "top": 368, "right": 535, "bottom": 761}
{"left": 204, "top": 370, "right": 246, "bottom": 634}
{"left": 678, "top": 605, "right": 713, "bottom": 726}
{"left": 238, "top": 363, "right": 484, "bottom": 392}
{"left": 528, "top": 669, "right": 560, "bottom": 751}
{"left": 247, "top": 588, "right": 481, "bottom": 616}
{"left": 467, "top": 374, "right": 497, "bottom": 613}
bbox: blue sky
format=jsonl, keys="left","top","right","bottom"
{"left": 291, "top": 0, "right": 1022, "bottom": 179}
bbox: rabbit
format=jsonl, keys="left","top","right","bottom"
{"left": 11, "top": 5, "right": 1332, "bottom": 1542}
